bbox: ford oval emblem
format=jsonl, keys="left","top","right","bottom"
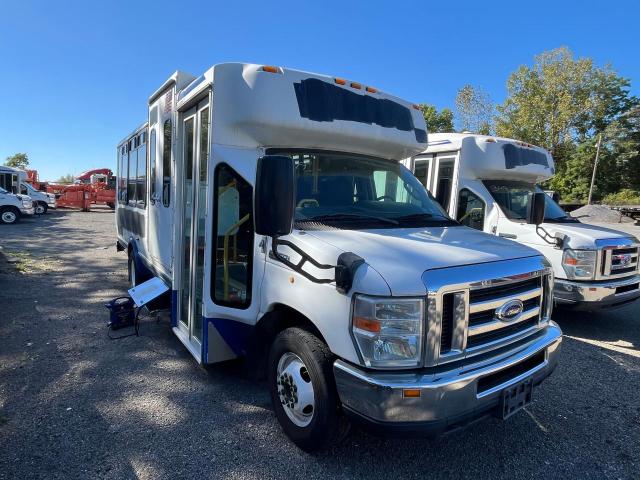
{"left": 496, "top": 299, "right": 524, "bottom": 321}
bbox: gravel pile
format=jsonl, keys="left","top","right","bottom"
{"left": 570, "top": 204, "right": 634, "bottom": 224}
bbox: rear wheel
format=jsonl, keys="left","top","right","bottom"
{"left": 35, "top": 202, "right": 48, "bottom": 215}
{"left": 268, "top": 327, "right": 341, "bottom": 452}
{"left": 0, "top": 207, "right": 20, "bottom": 224}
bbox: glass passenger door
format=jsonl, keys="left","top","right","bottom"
{"left": 178, "top": 98, "right": 210, "bottom": 350}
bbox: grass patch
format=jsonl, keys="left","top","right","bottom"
{"left": 0, "top": 249, "right": 62, "bottom": 274}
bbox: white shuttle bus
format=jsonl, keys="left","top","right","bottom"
{"left": 116, "top": 63, "right": 561, "bottom": 450}
{"left": 0, "top": 166, "right": 56, "bottom": 214}
{"left": 408, "top": 133, "right": 640, "bottom": 310}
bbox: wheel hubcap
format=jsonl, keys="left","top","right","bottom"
{"left": 2, "top": 212, "right": 16, "bottom": 223}
{"left": 35, "top": 205, "right": 44, "bottom": 214}
{"left": 276, "top": 352, "right": 315, "bottom": 427}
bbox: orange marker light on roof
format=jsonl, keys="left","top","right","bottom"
{"left": 365, "top": 86, "right": 377, "bottom": 93}
{"left": 403, "top": 389, "right": 421, "bottom": 398}
{"left": 262, "top": 65, "right": 279, "bottom": 73}
{"left": 485, "top": 138, "right": 496, "bottom": 143}
{"left": 334, "top": 78, "right": 346, "bottom": 85}
{"left": 350, "top": 82, "right": 362, "bottom": 90}
{"left": 412, "top": 104, "right": 422, "bottom": 110}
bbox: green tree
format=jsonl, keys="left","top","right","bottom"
{"left": 56, "top": 173, "right": 75, "bottom": 184}
{"left": 5, "top": 153, "right": 30, "bottom": 169}
{"left": 496, "top": 47, "right": 637, "bottom": 201}
{"left": 416, "top": 104, "right": 454, "bottom": 133}
{"left": 455, "top": 85, "right": 494, "bottom": 134}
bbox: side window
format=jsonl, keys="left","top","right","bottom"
{"left": 212, "top": 164, "right": 254, "bottom": 308}
{"left": 149, "top": 129, "right": 157, "bottom": 201}
{"left": 137, "top": 139, "right": 147, "bottom": 208}
{"left": 435, "top": 159, "right": 454, "bottom": 211}
{"left": 457, "top": 188, "right": 486, "bottom": 230}
{"left": 127, "top": 145, "right": 137, "bottom": 206}
{"left": 118, "top": 146, "right": 127, "bottom": 204}
{"left": 20, "top": 184, "right": 28, "bottom": 195}
{"left": 162, "top": 120, "right": 172, "bottom": 207}
{"left": 414, "top": 159, "right": 430, "bottom": 189}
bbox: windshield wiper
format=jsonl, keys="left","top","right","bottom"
{"left": 297, "top": 213, "right": 399, "bottom": 226}
{"left": 395, "top": 213, "right": 456, "bottom": 224}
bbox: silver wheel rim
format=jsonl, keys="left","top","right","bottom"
{"left": 2, "top": 211, "right": 16, "bottom": 223}
{"left": 277, "top": 352, "right": 315, "bottom": 427}
{"left": 35, "top": 204, "right": 45, "bottom": 214}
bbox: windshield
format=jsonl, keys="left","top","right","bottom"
{"left": 273, "top": 151, "right": 456, "bottom": 229}
{"left": 484, "top": 180, "right": 577, "bottom": 223}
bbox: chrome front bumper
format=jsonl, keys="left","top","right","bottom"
{"left": 554, "top": 275, "right": 640, "bottom": 310}
{"left": 333, "top": 323, "right": 562, "bottom": 434}
{"left": 20, "top": 206, "right": 35, "bottom": 216}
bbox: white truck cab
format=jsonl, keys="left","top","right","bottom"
{"left": 0, "top": 166, "right": 56, "bottom": 213}
{"left": 116, "top": 64, "right": 561, "bottom": 450}
{"left": 0, "top": 186, "right": 35, "bottom": 224}
{"left": 409, "top": 132, "right": 640, "bottom": 310}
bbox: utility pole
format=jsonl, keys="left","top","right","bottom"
{"left": 587, "top": 133, "right": 602, "bottom": 205}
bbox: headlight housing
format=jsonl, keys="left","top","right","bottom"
{"left": 562, "top": 249, "right": 597, "bottom": 279}
{"left": 22, "top": 199, "right": 33, "bottom": 208}
{"left": 351, "top": 295, "right": 424, "bottom": 368}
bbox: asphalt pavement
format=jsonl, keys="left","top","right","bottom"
{"left": 0, "top": 209, "right": 639, "bottom": 479}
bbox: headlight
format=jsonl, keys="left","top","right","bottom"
{"left": 562, "top": 249, "right": 596, "bottom": 279}
{"left": 22, "top": 199, "right": 32, "bottom": 208}
{"left": 352, "top": 295, "right": 424, "bottom": 368}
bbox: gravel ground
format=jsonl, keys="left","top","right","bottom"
{"left": 1, "top": 209, "right": 639, "bottom": 479}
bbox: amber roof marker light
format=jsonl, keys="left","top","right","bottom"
{"left": 261, "top": 65, "right": 282, "bottom": 74}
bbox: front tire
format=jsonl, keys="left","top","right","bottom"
{"left": 0, "top": 207, "right": 20, "bottom": 224}
{"left": 268, "top": 327, "right": 340, "bottom": 452}
{"left": 35, "top": 202, "right": 48, "bottom": 215}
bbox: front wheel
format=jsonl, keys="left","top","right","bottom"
{"left": 35, "top": 202, "right": 48, "bottom": 215}
{"left": 0, "top": 207, "right": 20, "bottom": 224}
{"left": 268, "top": 327, "right": 341, "bottom": 452}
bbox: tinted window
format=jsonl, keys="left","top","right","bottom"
{"left": 435, "top": 160, "right": 454, "bottom": 211}
{"left": 136, "top": 143, "right": 147, "bottom": 208}
{"left": 457, "top": 189, "right": 485, "bottom": 230}
{"left": 162, "top": 120, "right": 172, "bottom": 207}
{"left": 212, "top": 164, "right": 253, "bottom": 308}
{"left": 484, "top": 180, "right": 573, "bottom": 222}
{"left": 414, "top": 159, "right": 430, "bottom": 188}
{"left": 149, "top": 129, "right": 157, "bottom": 200}
{"left": 127, "top": 148, "right": 137, "bottom": 205}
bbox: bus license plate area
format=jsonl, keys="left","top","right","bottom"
{"left": 501, "top": 378, "right": 533, "bottom": 419}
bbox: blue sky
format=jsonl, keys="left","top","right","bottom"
{"left": 1, "top": 0, "right": 638, "bottom": 181}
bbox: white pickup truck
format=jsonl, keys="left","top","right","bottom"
{"left": 408, "top": 132, "right": 640, "bottom": 310}
{"left": 0, "top": 187, "right": 35, "bottom": 224}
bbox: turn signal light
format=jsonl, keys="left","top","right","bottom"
{"left": 353, "top": 316, "right": 381, "bottom": 333}
{"left": 403, "top": 389, "right": 421, "bottom": 398}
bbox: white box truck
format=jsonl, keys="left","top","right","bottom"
{"left": 408, "top": 133, "right": 640, "bottom": 310}
{"left": 116, "top": 63, "right": 561, "bottom": 450}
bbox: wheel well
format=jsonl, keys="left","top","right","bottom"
{"left": 247, "top": 304, "right": 329, "bottom": 380}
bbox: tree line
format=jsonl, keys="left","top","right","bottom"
{"left": 418, "top": 47, "right": 640, "bottom": 204}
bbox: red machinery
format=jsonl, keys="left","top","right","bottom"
{"left": 29, "top": 168, "right": 117, "bottom": 212}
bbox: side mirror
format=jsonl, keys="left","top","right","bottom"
{"left": 254, "top": 155, "right": 295, "bottom": 237}
{"left": 529, "top": 192, "right": 546, "bottom": 226}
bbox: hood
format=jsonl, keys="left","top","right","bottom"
{"left": 301, "top": 226, "right": 539, "bottom": 295}
{"left": 542, "top": 222, "right": 639, "bottom": 249}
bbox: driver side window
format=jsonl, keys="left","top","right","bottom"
{"left": 457, "top": 189, "right": 485, "bottom": 230}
